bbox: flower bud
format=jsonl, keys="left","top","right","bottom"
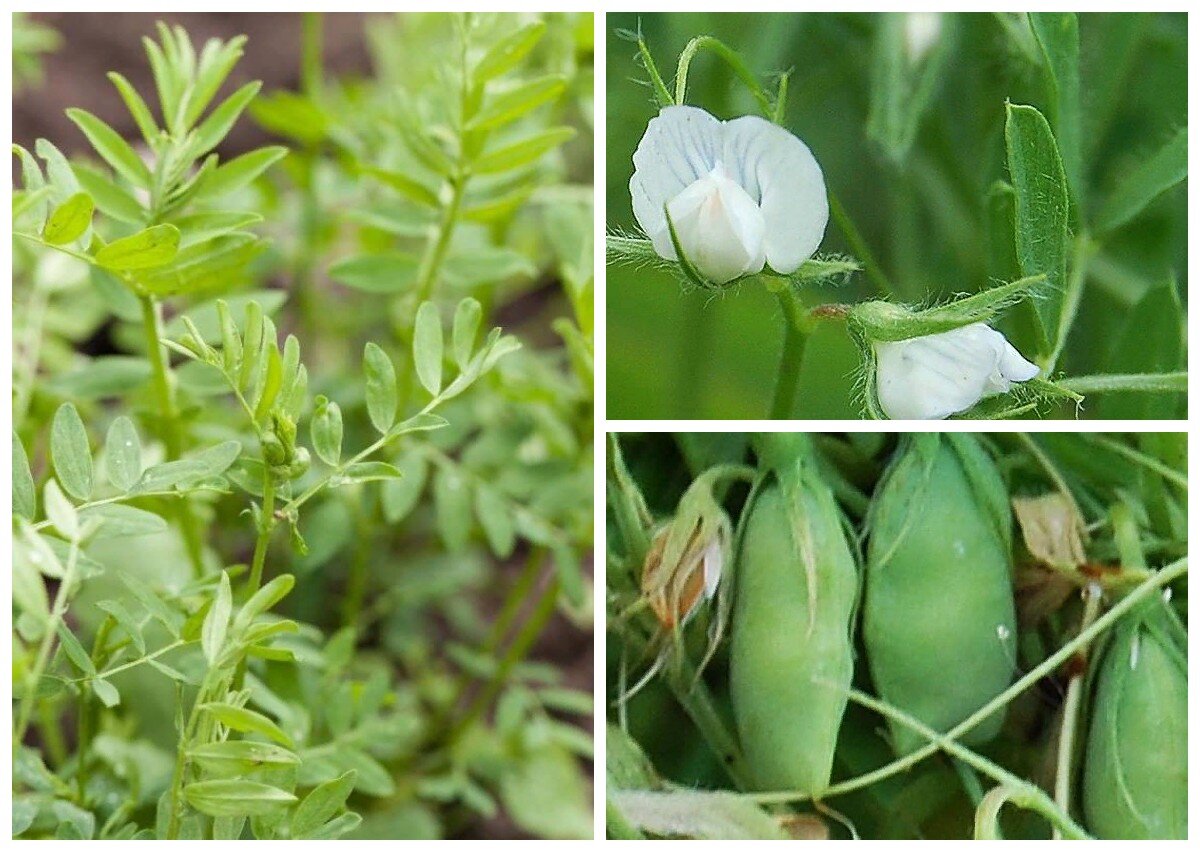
{"left": 665, "top": 163, "right": 766, "bottom": 283}
{"left": 641, "top": 490, "right": 730, "bottom": 630}
{"left": 873, "top": 323, "right": 1039, "bottom": 419}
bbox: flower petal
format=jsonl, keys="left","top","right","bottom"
{"left": 630, "top": 106, "right": 723, "bottom": 257}
{"left": 665, "top": 164, "right": 766, "bottom": 283}
{"left": 722, "top": 115, "right": 828, "bottom": 273}
{"left": 874, "top": 323, "right": 1037, "bottom": 419}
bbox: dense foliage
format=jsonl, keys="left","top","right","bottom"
{"left": 13, "top": 13, "right": 593, "bottom": 839}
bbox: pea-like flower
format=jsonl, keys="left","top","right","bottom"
{"left": 630, "top": 105, "right": 828, "bottom": 284}
{"left": 874, "top": 323, "right": 1039, "bottom": 419}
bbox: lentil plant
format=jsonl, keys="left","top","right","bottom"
{"left": 606, "top": 432, "right": 1186, "bottom": 839}
{"left": 12, "top": 13, "right": 593, "bottom": 840}
{"left": 606, "top": 13, "right": 1187, "bottom": 419}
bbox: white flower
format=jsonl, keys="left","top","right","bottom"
{"left": 874, "top": 323, "right": 1039, "bottom": 419}
{"left": 630, "top": 105, "right": 828, "bottom": 284}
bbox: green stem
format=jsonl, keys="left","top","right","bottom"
{"left": 663, "top": 655, "right": 753, "bottom": 790}
{"left": 674, "top": 36, "right": 773, "bottom": 117}
{"left": 1052, "top": 584, "right": 1102, "bottom": 839}
{"left": 1058, "top": 371, "right": 1187, "bottom": 396}
{"left": 339, "top": 503, "right": 374, "bottom": 630}
{"left": 300, "top": 12, "right": 324, "bottom": 98}
{"left": 139, "top": 294, "right": 205, "bottom": 577}
{"left": 413, "top": 178, "right": 466, "bottom": 307}
{"left": 74, "top": 618, "right": 115, "bottom": 796}
{"left": 14, "top": 537, "right": 81, "bottom": 745}
{"left": 846, "top": 687, "right": 1090, "bottom": 839}
{"left": 166, "top": 667, "right": 219, "bottom": 839}
{"left": 246, "top": 475, "right": 277, "bottom": 597}
{"left": 768, "top": 288, "right": 811, "bottom": 419}
{"left": 1083, "top": 433, "right": 1187, "bottom": 491}
{"left": 751, "top": 555, "right": 1187, "bottom": 804}
{"left": 1045, "top": 233, "right": 1093, "bottom": 372}
{"left": 443, "top": 572, "right": 560, "bottom": 747}
{"left": 828, "top": 189, "right": 895, "bottom": 297}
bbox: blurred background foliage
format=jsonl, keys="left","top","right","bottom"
{"left": 606, "top": 13, "right": 1186, "bottom": 419}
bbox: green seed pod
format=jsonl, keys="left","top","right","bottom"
{"left": 1082, "top": 599, "right": 1186, "bottom": 839}
{"left": 730, "top": 442, "right": 858, "bottom": 794}
{"left": 863, "top": 433, "right": 1016, "bottom": 755}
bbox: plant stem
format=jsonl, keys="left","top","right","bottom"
{"left": 1052, "top": 584, "right": 1102, "bottom": 839}
{"left": 443, "top": 571, "right": 560, "bottom": 747}
{"left": 300, "top": 12, "right": 324, "bottom": 98}
{"left": 1058, "top": 370, "right": 1187, "bottom": 396}
{"left": 828, "top": 189, "right": 895, "bottom": 297}
{"left": 768, "top": 288, "right": 810, "bottom": 419}
{"left": 414, "top": 177, "right": 466, "bottom": 307}
{"left": 663, "top": 656, "right": 753, "bottom": 790}
{"left": 139, "top": 294, "right": 205, "bottom": 577}
{"left": 751, "top": 555, "right": 1187, "bottom": 804}
{"left": 246, "top": 474, "right": 277, "bottom": 597}
{"left": 14, "top": 537, "right": 81, "bottom": 745}
{"left": 846, "top": 687, "right": 1090, "bottom": 839}
{"left": 1045, "top": 233, "right": 1093, "bottom": 372}
{"left": 340, "top": 502, "right": 374, "bottom": 630}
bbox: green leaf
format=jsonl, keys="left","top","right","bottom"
{"left": 306, "top": 812, "right": 363, "bottom": 840}
{"left": 500, "top": 746, "right": 592, "bottom": 839}
{"left": 194, "top": 145, "right": 288, "bottom": 200}
{"left": 338, "top": 749, "right": 395, "bottom": 796}
{"left": 191, "top": 81, "right": 262, "bottom": 157}
{"left": 434, "top": 466, "right": 471, "bottom": 552}
{"left": 291, "top": 771, "right": 357, "bottom": 839}
{"left": 41, "top": 192, "right": 94, "bottom": 245}
{"left": 50, "top": 403, "right": 93, "bottom": 501}
{"left": 72, "top": 162, "right": 144, "bottom": 224}
{"left": 474, "top": 485, "right": 515, "bottom": 558}
{"left": 202, "top": 572, "right": 232, "bottom": 665}
{"left": 94, "top": 224, "right": 180, "bottom": 271}
{"left": 78, "top": 504, "right": 167, "bottom": 539}
{"left": 1005, "top": 102, "right": 1068, "bottom": 354}
{"left": 234, "top": 574, "right": 295, "bottom": 632}
{"left": 13, "top": 535, "right": 51, "bottom": 623}
{"left": 328, "top": 252, "right": 419, "bottom": 294}
{"left": 200, "top": 702, "right": 293, "bottom": 747}
{"left": 1030, "top": 14, "right": 1081, "bottom": 205}
{"left": 106, "top": 71, "right": 159, "bottom": 145}
{"left": 188, "top": 741, "right": 299, "bottom": 777}
{"left": 363, "top": 343, "right": 398, "bottom": 433}
{"left": 45, "top": 357, "right": 152, "bottom": 400}
{"left": 362, "top": 166, "right": 440, "bottom": 208}
{"left": 65, "top": 108, "right": 151, "bottom": 187}
{"left": 609, "top": 789, "right": 788, "bottom": 840}
{"left": 1094, "top": 282, "right": 1185, "bottom": 420}
{"left": 467, "top": 75, "right": 567, "bottom": 132}
{"left": 184, "top": 780, "right": 296, "bottom": 818}
{"left": 310, "top": 397, "right": 343, "bottom": 467}
{"left": 342, "top": 461, "right": 404, "bottom": 483}
{"left": 56, "top": 622, "right": 95, "bottom": 675}
{"left": 413, "top": 301, "right": 444, "bottom": 395}
{"left": 1095, "top": 128, "right": 1187, "bottom": 233}
{"left": 94, "top": 599, "right": 145, "bottom": 654}
{"left": 91, "top": 677, "right": 120, "bottom": 708}
{"left": 473, "top": 21, "right": 546, "bottom": 84}
{"left": 451, "top": 298, "right": 482, "bottom": 368}
{"left": 13, "top": 432, "right": 36, "bottom": 520}
{"left": 473, "top": 126, "right": 576, "bottom": 174}
{"left": 381, "top": 450, "right": 428, "bottom": 523}
{"left": 443, "top": 247, "right": 534, "bottom": 287}
{"left": 105, "top": 416, "right": 142, "bottom": 492}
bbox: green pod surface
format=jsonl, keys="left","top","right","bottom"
{"left": 1082, "top": 601, "right": 1187, "bottom": 839}
{"left": 863, "top": 434, "right": 1016, "bottom": 755}
{"left": 730, "top": 452, "right": 858, "bottom": 794}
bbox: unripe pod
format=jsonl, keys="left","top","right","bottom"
{"left": 863, "top": 434, "right": 1016, "bottom": 755}
{"left": 730, "top": 443, "right": 858, "bottom": 794}
{"left": 1082, "top": 600, "right": 1186, "bottom": 839}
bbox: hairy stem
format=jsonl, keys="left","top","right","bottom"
{"left": 1058, "top": 370, "right": 1187, "bottom": 396}
{"left": 246, "top": 474, "right": 277, "bottom": 597}
{"left": 140, "top": 294, "right": 205, "bottom": 577}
